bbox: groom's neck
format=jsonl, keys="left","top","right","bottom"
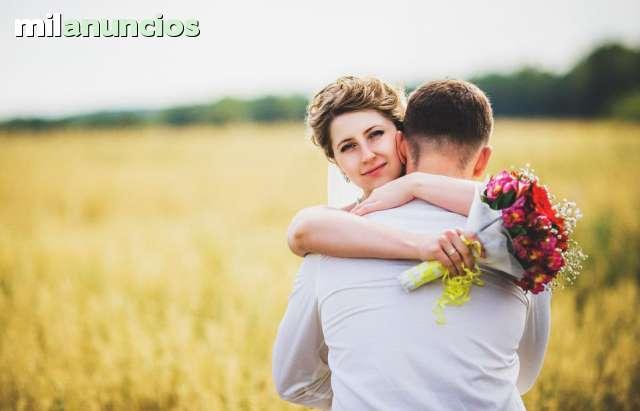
{"left": 412, "top": 153, "right": 468, "bottom": 179}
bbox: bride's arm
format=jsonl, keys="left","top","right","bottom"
{"left": 351, "top": 172, "right": 480, "bottom": 217}
{"left": 287, "top": 206, "right": 475, "bottom": 275}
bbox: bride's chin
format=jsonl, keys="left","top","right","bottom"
{"left": 360, "top": 174, "right": 394, "bottom": 192}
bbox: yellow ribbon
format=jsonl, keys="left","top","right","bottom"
{"left": 399, "top": 236, "right": 484, "bottom": 324}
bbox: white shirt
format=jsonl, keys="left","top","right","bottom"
{"left": 272, "top": 199, "right": 551, "bottom": 410}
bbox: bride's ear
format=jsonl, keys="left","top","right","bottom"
{"left": 395, "top": 131, "right": 408, "bottom": 165}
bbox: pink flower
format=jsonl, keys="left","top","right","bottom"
{"left": 485, "top": 171, "right": 516, "bottom": 202}
{"left": 502, "top": 180, "right": 518, "bottom": 195}
{"left": 512, "top": 235, "right": 531, "bottom": 260}
{"left": 516, "top": 180, "right": 531, "bottom": 198}
{"left": 546, "top": 250, "right": 565, "bottom": 272}
{"left": 502, "top": 196, "right": 527, "bottom": 228}
{"left": 503, "top": 207, "right": 526, "bottom": 229}
{"left": 538, "top": 235, "right": 557, "bottom": 253}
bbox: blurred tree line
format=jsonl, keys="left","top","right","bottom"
{"left": 0, "top": 95, "right": 308, "bottom": 132}
{"left": 469, "top": 42, "right": 640, "bottom": 120}
{"left": 2, "top": 42, "right": 639, "bottom": 132}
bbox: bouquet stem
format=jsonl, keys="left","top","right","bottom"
{"left": 398, "top": 237, "right": 484, "bottom": 324}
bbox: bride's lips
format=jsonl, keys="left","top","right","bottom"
{"left": 361, "top": 162, "right": 387, "bottom": 176}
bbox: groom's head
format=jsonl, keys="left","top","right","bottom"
{"left": 397, "top": 79, "right": 493, "bottom": 180}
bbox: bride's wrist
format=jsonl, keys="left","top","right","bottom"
{"left": 403, "top": 232, "right": 427, "bottom": 260}
{"left": 409, "top": 172, "right": 429, "bottom": 198}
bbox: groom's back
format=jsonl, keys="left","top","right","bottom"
{"left": 315, "top": 199, "right": 528, "bottom": 411}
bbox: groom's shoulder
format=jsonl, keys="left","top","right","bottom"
{"left": 299, "top": 253, "right": 338, "bottom": 272}
{"left": 364, "top": 199, "right": 466, "bottom": 229}
{"left": 301, "top": 251, "right": 388, "bottom": 274}
{"left": 300, "top": 253, "right": 324, "bottom": 269}
{"left": 302, "top": 252, "right": 354, "bottom": 267}
{"left": 292, "top": 254, "right": 326, "bottom": 290}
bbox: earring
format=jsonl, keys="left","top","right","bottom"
{"left": 343, "top": 173, "right": 350, "bottom": 183}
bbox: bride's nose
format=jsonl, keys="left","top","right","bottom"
{"left": 361, "top": 144, "right": 376, "bottom": 162}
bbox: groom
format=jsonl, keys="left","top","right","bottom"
{"left": 272, "top": 80, "right": 550, "bottom": 410}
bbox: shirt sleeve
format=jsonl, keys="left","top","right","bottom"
{"left": 272, "top": 255, "right": 333, "bottom": 410}
{"left": 516, "top": 290, "right": 552, "bottom": 394}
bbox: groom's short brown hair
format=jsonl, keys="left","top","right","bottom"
{"left": 403, "top": 79, "right": 493, "bottom": 167}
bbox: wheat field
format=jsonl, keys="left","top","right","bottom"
{"left": 0, "top": 120, "right": 638, "bottom": 410}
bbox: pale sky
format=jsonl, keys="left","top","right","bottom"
{"left": 2, "top": 0, "right": 639, "bottom": 120}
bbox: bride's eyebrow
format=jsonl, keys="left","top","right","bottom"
{"left": 362, "top": 125, "right": 378, "bottom": 134}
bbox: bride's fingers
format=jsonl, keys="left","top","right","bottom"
{"left": 435, "top": 248, "right": 457, "bottom": 276}
{"left": 446, "top": 229, "right": 475, "bottom": 269}
{"left": 352, "top": 201, "right": 381, "bottom": 216}
{"left": 438, "top": 236, "right": 461, "bottom": 276}
{"left": 351, "top": 200, "right": 369, "bottom": 214}
{"left": 456, "top": 228, "right": 485, "bottom": 258}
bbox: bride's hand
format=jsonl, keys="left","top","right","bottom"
{"left": 417, "top": 229, "right": 483, "bottom": 276}
{"left": 351, "top": 174, "right": 417, "bottom": 216}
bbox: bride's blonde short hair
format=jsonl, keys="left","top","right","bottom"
{"left": 306, "top": 76, "right": 406, "bottom": 160}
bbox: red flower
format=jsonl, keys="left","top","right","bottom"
{"left": 531, "top": 274, "right": 550, "bottom": 293}
{"left": 515, "top": 277, "right": 534, "bottom": 292}
{"left": 531, "top": 183, "right": 564, "bottom": 230}
{"left": 526, "top": 248, "right": 544, "bottom": 264}
{"left": 522, "top": 265, "right": 553, "bottom": 294}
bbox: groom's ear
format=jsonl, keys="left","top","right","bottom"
{"left": 472, "top": 145, "right": 492, "bottom": 179}
{"left": 395, "top": 131, "right": 408, "bottom": 166}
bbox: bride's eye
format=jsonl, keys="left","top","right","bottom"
{"left": 369, "top": 130, "right": 384, "bottom": 139}
{"left": 340, "top": 143, "right": 355, "bottom": 152}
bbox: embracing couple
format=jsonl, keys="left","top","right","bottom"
{"left": 272, "top": 77, "right": 551, "bottom": 410}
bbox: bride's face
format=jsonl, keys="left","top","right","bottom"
{"left": 329, "top": 109, "right": 404, "bottom": 195}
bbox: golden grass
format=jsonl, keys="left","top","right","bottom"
{"left": 0, "top": 120, "right": 638, "bottom": 410}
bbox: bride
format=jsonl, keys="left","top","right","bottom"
{"left": 288, "top": 75, "right": 482, "bottom": 274}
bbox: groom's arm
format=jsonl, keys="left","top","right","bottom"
{"left": 516, "top": 290, "right": 551, "bottom": 394}
{"left": 272, "top": 255, "right": 332, "bottom": 410}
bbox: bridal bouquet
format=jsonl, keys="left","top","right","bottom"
{"left": 398, "top": 165, "right": 587, "bottom": 323}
